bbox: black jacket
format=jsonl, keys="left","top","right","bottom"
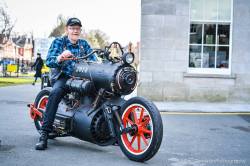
{"left": 32, "top": 57, "right": 44, "bottom": 77}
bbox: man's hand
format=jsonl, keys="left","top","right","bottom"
{"left": 57, "top": 50, "right": 73, "bottom": 62}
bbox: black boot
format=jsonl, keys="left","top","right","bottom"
{"left": 35, "top": 131, "right": 48, "bottom": 150}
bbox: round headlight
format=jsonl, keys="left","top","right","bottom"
{"left": 123, "top": 53, "right": 134, "bottom": 64}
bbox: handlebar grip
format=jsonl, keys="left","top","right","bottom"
{"left": 61, "top": 57, "right": 77, "bottom": 61}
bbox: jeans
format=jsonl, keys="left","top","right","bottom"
{"left": 41, "top": 74, "right": 69, "bottom": 132}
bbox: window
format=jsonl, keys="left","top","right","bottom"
{"left": 189, "top": 0, "right": 232, "bottom": 74}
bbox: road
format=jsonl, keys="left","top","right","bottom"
{"left": 0, "top": 84, "right": 250, "bottom": 166}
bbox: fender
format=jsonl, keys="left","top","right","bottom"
{"left": 28, "top": 103, "right": 43, "bottom": 120}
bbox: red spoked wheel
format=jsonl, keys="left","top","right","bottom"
{"left": 117, "top": 97, "right": 163, "bottom": 162}
{"left": 36, "top": 96, "right": 48, "bottom": 128}
{"left": 34, "top": 88, "right": 51, "bottom": 132}
{"left": 121, "top": 104, "right": 153, "bottom": 155}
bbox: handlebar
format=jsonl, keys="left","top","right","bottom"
{"left": 60, "top": 41, "right": 124, "bottom": 62}
{"left": 105, "top": 42, "right": 124, "bottom": 55}
{"left": 61, "top": 50, "right": 98, "bottom": 61}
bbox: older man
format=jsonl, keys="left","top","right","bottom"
{"left": 35, "top": 17, "right": 97, "bottom": 150}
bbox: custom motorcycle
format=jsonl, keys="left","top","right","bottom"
{"left": 28, "top": 42, "right": 163, "bottom": 162}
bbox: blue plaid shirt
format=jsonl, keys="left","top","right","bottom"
{"left": 46, "top": 36, "right": 97, "bottom": 76}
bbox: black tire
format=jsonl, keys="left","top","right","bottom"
{"left": 33, "top": 88, "right": 56, "bottom": 139}
{"left": 117, "top": 97, "right": 163, "bottom": 162}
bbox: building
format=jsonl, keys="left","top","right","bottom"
{"left": 0, "top": 34, "right": 34, "bottom": 75}
{"left": 0, "top": 34, "right": 33, "bottom": 62}
{"left": 139, "top": 0, "right": 250, "bottom": 103}
{"left": 34, "top": 38, "right": 54, "bottom": 60}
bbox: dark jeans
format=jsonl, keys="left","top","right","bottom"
{"left": 41, "top": 74, "right": 69, "bottom": 132}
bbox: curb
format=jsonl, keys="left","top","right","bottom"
{"left": 154, "top": 102, "right": 250, "bottom": 113}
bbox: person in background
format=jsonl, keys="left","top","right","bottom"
{"left": 32, "top": 53, "right": 44, "bottom": 85}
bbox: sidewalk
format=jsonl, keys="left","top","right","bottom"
{"left": 154, "top": 101, "right": 250, "bottom": 113}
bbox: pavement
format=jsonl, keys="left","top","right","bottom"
{"left": 154, "top": 101, "right": 250, "bottom": 113}
{"left": 1, "top": 84, "right": 250, "bottom": 166}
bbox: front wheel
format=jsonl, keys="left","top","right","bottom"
{"left": 117, "top": 97, "right": 163, "bottom": 162}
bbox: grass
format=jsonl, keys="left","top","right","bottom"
{"left": 0, "top": 77, "right": 38, "bottom": 87}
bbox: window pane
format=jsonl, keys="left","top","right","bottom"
{"left": 203, "top": 46, "right": 215, "bottom": 68}
{"left": 190, "top": 24, "right": 202, "bottom": 44}
{"left": 218, "top": 0, "right": 231, "bottom": 21}
{"left": 218, "top": 24, "right": 230, "bottom": 45}
{"left": 191, "top": 0, "right": 203, "bottom": 20}
{"left": 216, "top": 46, "right": 229, "bottom": 68}
{"left": 203, "top": 0, "right": 217, "bottom": 21}
{"left": 189, "top": 45, "right": 202, "bottom": 68}
{"left": 204, "top": 24, "right": 216, "bottom": 44}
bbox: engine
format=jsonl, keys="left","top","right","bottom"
{"left": 70, "top": 62, "right": 137, "bottom": 95}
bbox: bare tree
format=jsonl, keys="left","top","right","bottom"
{"left": 86, "top": 29, "right": 109, "bottom": 49}
{"left": 0, "top": 7, "right": 14, "bottom": 48}
{"left": 49, "top": 14, "right": 66, "bottom": 37}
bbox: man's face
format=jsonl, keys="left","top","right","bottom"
{"left": 66, "top": 25, "right": 81, "bottom": 42}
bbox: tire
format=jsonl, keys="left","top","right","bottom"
{"left": 117, "top": 97, "right": 163, "bottom": 162}
{"left": 33, "top": 88, "right": 56, "bottom": 139}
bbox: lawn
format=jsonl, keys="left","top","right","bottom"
{"left": 0, "top": 77, "right": 36, "bottom": 87}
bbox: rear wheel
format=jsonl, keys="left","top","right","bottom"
{"left": 33, "top": 88, "right": 56, "bottom": 139}
{"left": 117, "top": 97, "right": 163, "bottom": 162}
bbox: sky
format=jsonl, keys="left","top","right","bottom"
{"left": 2, "top": 0, "right": 141, "bottom": 45}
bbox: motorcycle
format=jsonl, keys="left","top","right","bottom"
{"left": 28, "top": 42, "right": 163, "bottom": 162}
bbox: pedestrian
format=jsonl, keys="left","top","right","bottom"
{"left": 35, "top": 17, "right": 97, "bottom": 150}
{"left": 32, "top": 53, "right": 44, "bottom": 85}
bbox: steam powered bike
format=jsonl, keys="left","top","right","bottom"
{"left": 28, "top": 42, "right": 163, "bottom": 162}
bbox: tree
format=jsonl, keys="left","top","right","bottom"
{"left": 85, "top": 29, "right": 109, "bottom": 49}
{"left": 49, "top": 15, "right": 109, "bottom": 49}
{"left": 0, "top": 6, "right": 15, "bottom": 48}
{"left": 49, "top": 14, "right": 66, "bottom": 38}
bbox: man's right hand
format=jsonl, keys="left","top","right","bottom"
{"left": 57, "top": 50, "right": 73, "bottom": 62}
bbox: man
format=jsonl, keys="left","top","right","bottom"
{"left": 35, "top": 17, "right": 97, "bottom": 150}
{"left": 31, "top": 53, "right": 44, "bottom": 85}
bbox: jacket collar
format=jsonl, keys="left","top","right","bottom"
{"left": 65, "top": 36, "right": 79, "bottom": 48}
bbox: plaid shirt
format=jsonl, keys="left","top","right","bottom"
{"left": 46, "top": 36, "right": 97, "bottom": 76}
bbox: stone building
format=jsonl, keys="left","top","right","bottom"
{"left": 139, "top": 0, "right": 250, "bottom": 103}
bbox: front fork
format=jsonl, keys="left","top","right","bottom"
{"left": 103, "top": 104, "right": 135, "bottom": 137}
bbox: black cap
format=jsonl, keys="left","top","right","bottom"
{"left": 66, "top": 17, "right": 82, "bottom": 27}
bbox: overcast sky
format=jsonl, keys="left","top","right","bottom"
{"left": 3, "top": 0, "right": 141, "bottom": 45}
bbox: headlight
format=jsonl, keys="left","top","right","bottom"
{"left": 122, "top": 53, "right": 134, "bottom": 64}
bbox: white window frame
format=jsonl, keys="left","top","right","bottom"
{"left": 188, "top": 0, "right": 233, "bottom": 75}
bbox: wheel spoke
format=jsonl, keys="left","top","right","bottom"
{"left": 141, "top": 134, "right": 149, "bottom": 146}
{"left": 137, "top": 135, "right": 141, "bottom": 151}
{"left": 125, "top": 117, "right": 134, "bottom": 125}
{"left": 132, "top": 109, "right": 138, "bottom": 124}
{"left": 141, "top": 117, "right": 150, "bottom": 126}
{"left": 139, "top": 108, "right": 144, "bottom": 123}
{"left": 141, "top": 127, "right": 152, "bottom": 136}
{"left": 129, "top": 135, "right": 136, "bottom": 146}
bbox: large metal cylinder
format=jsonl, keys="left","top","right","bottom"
{"left": 65, "top": 79, "right": 93, "bottom": 94}
{"left": 72, "top": 62, "right": 137, "bottom": 95}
